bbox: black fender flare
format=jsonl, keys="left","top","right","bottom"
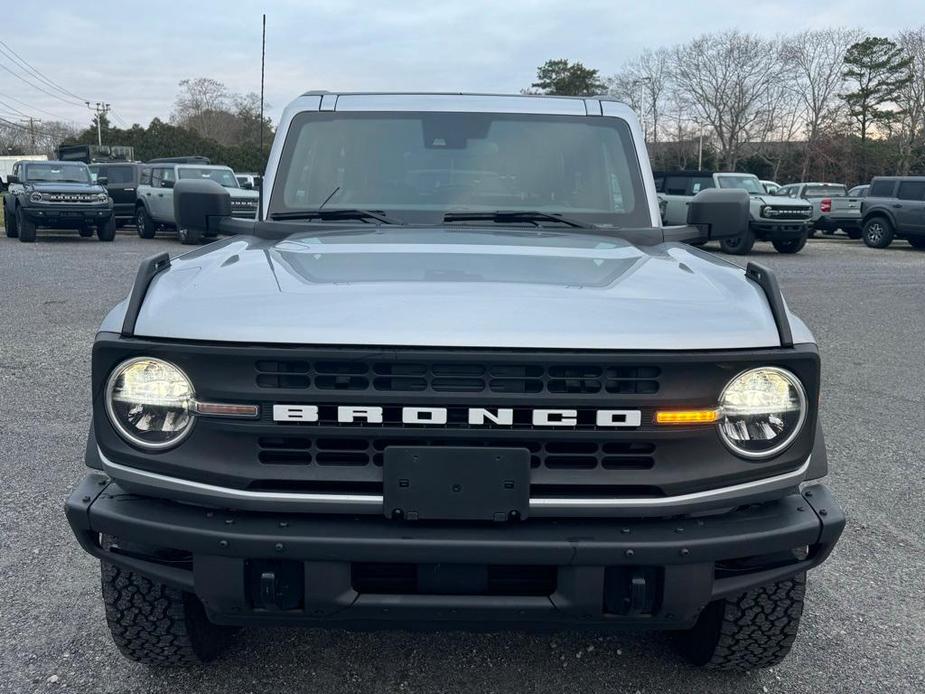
{"left": 861, "top": 207, "right": 897, "bottom": 228}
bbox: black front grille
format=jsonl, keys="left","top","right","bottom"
{"left": 92, "top": 336, "right": 821, "bottom": 509}
{"left": 258, "top": 436, "right": 656, "bottom": 471}
{"left": 765, "top": 206, "right": 812, "bottom": 220}
{"left": 256, "top": 359, "right": 660, "bottom": 395}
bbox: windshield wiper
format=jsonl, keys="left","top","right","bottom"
{"left": 442, "top": 210, "right": 591, "bottom": 229}
{"left": 270, "top": 209, "right": 404, "bottom": 225}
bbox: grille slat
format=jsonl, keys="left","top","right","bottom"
{"left": 257, "top": 436, "right": 655, "bottom": 472}
{"left": 256, "top": 359, "right": 661, "bottom": 395}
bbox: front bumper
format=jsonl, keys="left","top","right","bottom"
{"left": 22, "top": 204, "right": 112, "bottom": 227}
{"left": 750, "top": 219, "right": 811, "bottom": 239}
{"left": 815, "top": 215, "right": 861, "bottom": 231}
{"left": 66, "top": 473, "right": 844, "bottom": 629}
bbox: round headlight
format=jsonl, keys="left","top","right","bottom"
{"left": 96, "top": 192, "right": 109, "bottom": 202}
{"left": 105, "top": 357, "right": 195, "bottom": 450}
{"left": 718, "top": 367, "right": 806, "bottom": 459}
{"left": 30, "top": 192, "right": 43, "bottom": 203}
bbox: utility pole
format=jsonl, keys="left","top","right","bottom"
{"left": 259, "top": 13, "right": 266, "bottom": 157}
{"left": 19, "top": 117, "right": 41, "bottom": 151}
{"left": 698, "top": 122, "right": 704, "bottom": 171}
{"left": 85, "top": 102, "right": 111, "bottom": 147}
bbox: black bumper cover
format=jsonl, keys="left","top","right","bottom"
{"left": 66, "top": 474, "right": 844, "bottom": 630}
{"left": 22, "top": 204, "right": 112, "bottom": 226}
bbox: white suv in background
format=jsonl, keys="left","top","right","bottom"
{"left": 135, "top": 163, "right": 259, "bottom": 244}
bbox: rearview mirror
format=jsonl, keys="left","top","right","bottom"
{"left": 686, "top": 188, "right": 749, "bottom": 240}
{"left": 175, "top": 178, "right": 231, "bottom": 233}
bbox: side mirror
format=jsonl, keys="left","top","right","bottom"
{"left": 686, "top": 188, "right": 749, "bottom": 240}
{"left": 97, "top": 176, "right": 109, "bottom": 186}
{"left": 7, "top": 175, "right": 19, "bottom": 184}
{"left": 242, "top": 181, "right": 254, "bottom": 190}
{"left": 175, "top": 178, "right": 231, "bottom": 234}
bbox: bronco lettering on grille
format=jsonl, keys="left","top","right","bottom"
{"left": 272, "top": 405, "right": 642, "bottom": 427}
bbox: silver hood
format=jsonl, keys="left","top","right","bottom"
{"left": 114, "top": 227, "right": 810, "bottom": 350}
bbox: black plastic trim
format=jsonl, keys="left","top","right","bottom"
{"left": 120, "top": 253, "right": 171, "bottom": 338}
{"left": 65, "top": 475, "right": 844, "bottom": 628}
{"left": 745, "top": 262, "right": 793, "bottom": 348}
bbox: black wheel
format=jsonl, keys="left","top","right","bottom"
{"left": 772, "top": 235, "right": 807, "bottom": 254}
{"left": 862, "top": 217, "right": 894, "bottom": 249}
{"left": 97, "top": 217, "right": 116, "bottom": 242}
{"left": 845, "top": 227, "right": 862, "bottom": 240}
{"left": 177, "top": 226, "right": 202, "bottom": 245}
{"left": 4, "top": 201, "right": 18, "bottom": 237}
{"left": 101, "top": 560, "right": 236, "bottom": 666}
{"left": 719, "top": 227, "right": 755, "bottom": 255}
{"left": 136, "top": 206, "right": 156, "bottom": 239}
{"left": 906, "top": 236, "right": 925, "bottom": 249}
{"left": 677, "top": 574, "right": 806, "bottom": 672}
{"left": 79, "top": 225, "right": 95, "bottom": 238}
{"left": 16, "top": 207, "right": 36, "bottom": 242}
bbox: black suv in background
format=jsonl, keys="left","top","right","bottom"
{"left": 90, "top": 162, "right": 140, "bottom": 227}
{"left": 861, "top": 176, "right": 925, "bottom": 249}
{"left": 2, "top": 160, "right": 115, "bottom": 242}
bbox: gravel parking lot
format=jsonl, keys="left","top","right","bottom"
{"left": 0, "top": 229, "right": 922, "bottom": 694}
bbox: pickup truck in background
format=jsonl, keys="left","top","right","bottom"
{"left": 775, "top": 182, "right": 863, "bottom": 239}
{"left": 654, "top": 171, "right": 813, "bottom": 254}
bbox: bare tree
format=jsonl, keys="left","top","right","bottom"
{"left": 670, "top": 31, "right": 781, "bottom": 169}
{"left": 171, "top": 77, "right": 231, "bottom": 142}
{"left": 782, "top": 28, "right": 862, "bottom": 178}
{"left": 607, "top": 48, "right": 671, "bottom": 143}
{"left": 893, "top": 27, "right": 925, "bottom": 174}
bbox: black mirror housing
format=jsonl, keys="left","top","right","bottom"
{"left": 7, "top": 175, "right": 19, "bottom": 184}
{"left": 97, "top": 176, "right": 109, "bottom": 186}
{"left": 686, "top": 188, "right": 750, "bottom": 240}
{"left": 174, "top": 179, "right": 231, "bottom": 233}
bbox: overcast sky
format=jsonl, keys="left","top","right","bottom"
{"left": 0, "top": 0, "right": 919, "bottom": 131}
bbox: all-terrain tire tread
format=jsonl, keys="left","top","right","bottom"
{"left": 703, "top": 574, "right": 806, "bottom": 671}
{"left": 100, "top": 561, "right": 219, "bottom": 666}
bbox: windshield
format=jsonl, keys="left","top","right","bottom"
{"left": 716, "top": 175, "right": 765, "bottom": 195}
{"left": 804, "top": 185, "right": 846, "bottom": 198}
{"left": 270, "top": 111, "right": 650, "bottom": 227}
{"left": 178, "top": 167, "right": 240, "bottom": 188}
{"left": 24, "top": 162, "right": 91, "bottom": 184}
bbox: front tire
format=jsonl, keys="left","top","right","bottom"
{"left": 677, "top": 573, "right": 806, "bottom": 672}
{"left": 177, "top": 226, "right": 202, "bottom": 245}
{"left": 97, "top": 217, "right": 116, "bottom": 242}
{"left": 862, "top": 217, "right": 894, "bottom": 249}
{"left": 136, "top": 206, "right": 156, "bottom": 239}
{"left": 4, "top": 201, "right": 18, "bottom": 237}
{"left": 772, "top": 235, "right": 807, "bottom": 254}
{"left": 17, "top": 207, "right": 36, "bottom": 242}
{"left": 719, "top": 227, "right": 755, "bottom": 255}
{"left": 101, "top": 561, "right": 235, "bottom": 666}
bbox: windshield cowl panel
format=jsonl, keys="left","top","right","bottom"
{"left": 268, "top": 111, "right": 653, "bottom": 229}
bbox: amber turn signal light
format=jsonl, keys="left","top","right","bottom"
{"left": 655, "top": 408, "right": 720, "bottom": 425}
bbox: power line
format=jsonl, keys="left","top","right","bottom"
{"left": 0, "top": 96, "right": 31, "bottom": 119}
{"left": 0, "top": 115, "right": 60, "bottom": 139}
{"left": 0, "top": 90, "right": 75, "bottom": 122}
{"left": 0, "top": 60, "right": 86, "bottom": 108}
{"left": 0, "top": 39, "right": 89, "bottom": 103}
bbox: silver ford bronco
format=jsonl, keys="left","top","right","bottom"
{"left": 66, "top": 92, "right": 844, "bottom": 671}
